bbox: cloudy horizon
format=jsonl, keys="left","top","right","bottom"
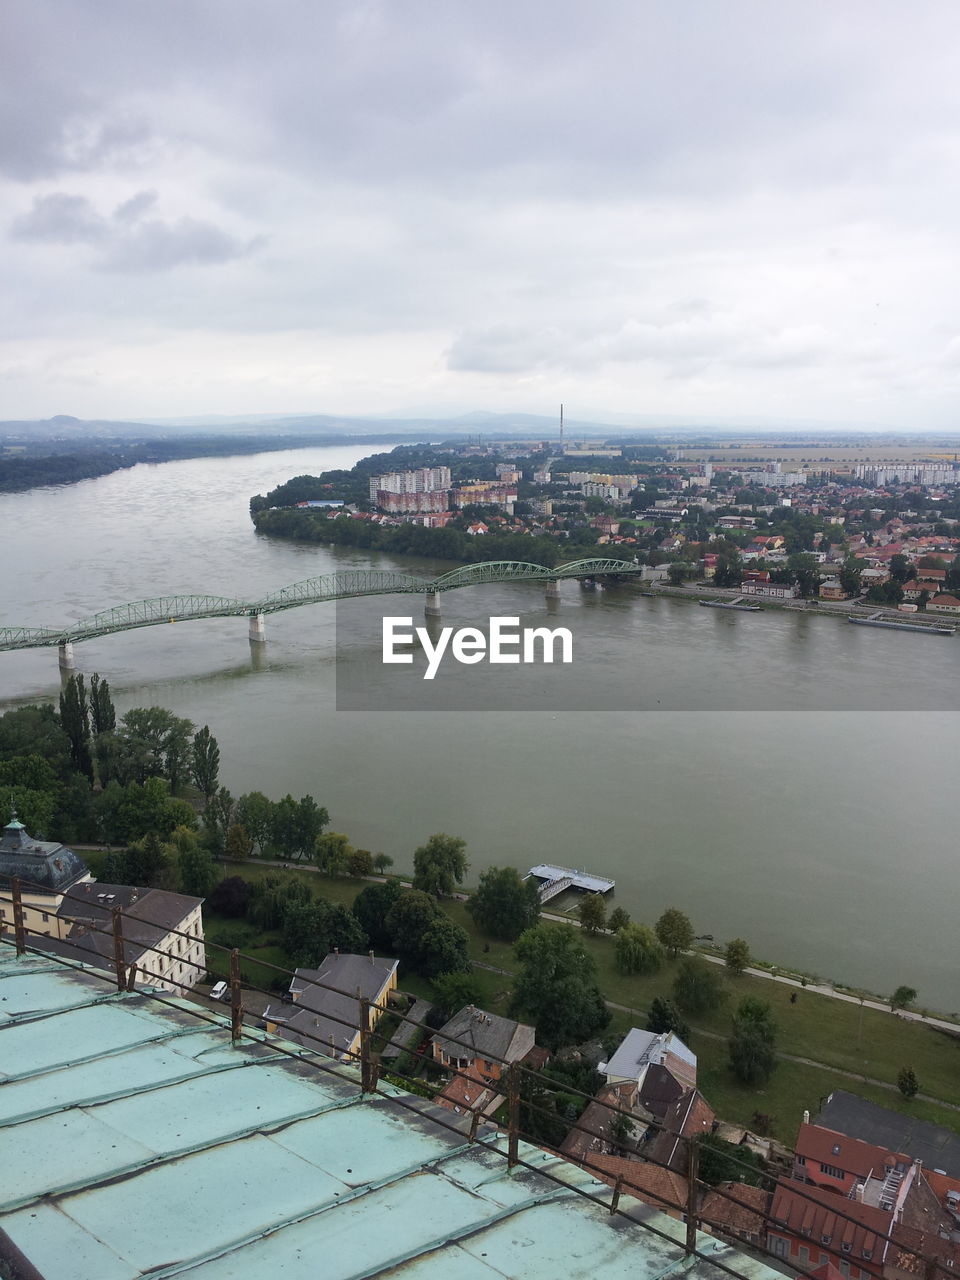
{"left": 3, "top": 1, "right": 960, "bottom": 429}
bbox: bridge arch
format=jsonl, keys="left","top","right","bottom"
{"left": 0, "top": 557, "right": 644, "bottom": 659}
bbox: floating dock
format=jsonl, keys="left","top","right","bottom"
{"left": 527, "top": 863, "right": 616, "bottom": 902}
{"left": 699, "top": 596, "right": 760, "bottom": 611}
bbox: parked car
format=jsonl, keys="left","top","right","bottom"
{"left": 209, "top": 981, "right": 229, "bottom": 1002}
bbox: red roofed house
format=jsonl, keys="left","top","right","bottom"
{"left": 767, "top": 1179, "right": 903, "bottom": 1279}
{"left": 928, "top": 594, "right": 960, "bottom": 615}
{"left": 767, "top": 1121, "right": 922, "bottom": 1279}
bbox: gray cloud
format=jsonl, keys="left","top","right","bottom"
{"left": 9, "top": 190, "right": 262, "bottom": 272}
{"left": 11, "top": 193, "right": 106, "bottom": 243}
{"left": 3, "top": 1, "right": 960, "bottom": 421}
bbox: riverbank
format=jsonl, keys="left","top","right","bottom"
{"left": 198, "top": 855, "right": 960, "bottom": 1143}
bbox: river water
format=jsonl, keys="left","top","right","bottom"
{"left": 2, "top": 446, "right": 957, "bottom": 1010}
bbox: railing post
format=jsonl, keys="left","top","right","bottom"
{"left": 685, "top": 1137, "right": 700, "bottom": 1255}
{"left": 610, "top": 1173, "right": 623, "bottom": 1216}
{"left": 111, "top": 906, "right": 127, "bottom": 990}
{"left": 358, "top": 993, "right": 378, "bottom": 1095}
{"left": 507, "top": 1062, "right": 521, "bottom": 1169}
{"left": 230, "top": 949, "right": 244, "bottom": 1044}
{"left": 11, "top": 878, "right": 26, "bottom": 956}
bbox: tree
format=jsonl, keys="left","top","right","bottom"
{"left": 946, "top": 554, "right": 960, "bottom": 594}
{"left": 729, "top": 997, "right": 777, "bottom": 1085}
{"left": 89, "top": 673, "right": 116, "bottom": 735}
{"left": 246, "top": 875, "right": 311, "bottom": 930}
{"left": 467, "top": 865, "right": 541, "bottom": 941}
{"left": 577, "top": 893, "right": 606, "bottom": 935}
{"left": 385, "top": 889, "right": 442, "bottom": 962}
{"left": 190, "top": 726, "right": 220, "bottom": 804}
{"left": 724, "top": 938, "right": 751, "bottom": 975}
{"left": 272, "top": 794, "right": 329, "bottom": 860}
{"left": 432, "top": 970, "right": 483, "bottom": 1018}
{"left": 698, "top": 1133, "right": 764, "bottom": 1186}
{"left": 418, "top": 917, "right": 471, "bottom": 977}
{"left": 889, "top": 554, "right": 911, "bottom": 584}
{"left": 839, "top": 555, "right": 864, "bottom": 597}
{"left": 125, "top": 830, "right": 174, "bottom": 888}
{"left": 207, "top": 876, "right": 252, "bottom": 917}
{"left": 787, "top": 552, "right": 821, "bottom": 598}
{"left": 59, "top": 674, "right": 92, "bottom": 779}
{"left": 655, "top": 907, "right": 694, "bottom": 958}
{"left": 673, "top": 956, "right": 726, "bottom": 1015}
{"left": 510, "top": 924, "right": 610, "bottom": 1050}
{"left": 203, "top": 786, "right": 235, "bottom": 851}
{"left": 225, "top": 822, "right": 253, "bottom": 861}
{"left": 119, "top": 707, "right": 194, "bottom": 786}
{"left": 179, "top": 844, "right": 217, "bottom": 898}
{"left": 372, "top": 852, "right": 394, "bottom": 875}
{"left": 348, "top": 848, "right": 373, "bottom": 877}
{"left": 897, "top": 1066, "right": 919, "bottom": 1098}
{"left": 713, "top": 550, "right": 743, "bottom": 588}
{"left": 314, "top": 831, "right": 352, "bottom": 876}
{"left": 236, "top": 791, "right": 274, "bottom": 854}
{"left": 608, "top": 907, "right": 631, "bottom": 933}
{"left": 646, "top": 996, "right": 690, "bottom": 1040}
{"left": 353, "top": 879, "right": 404, "bottom": 950}
{"left": 412, "top": 832, "right": 468, "bottom": 897}
{"left": 615, "top": 923, "right": 664, "bottom": 975}
{"left": 891, "top": 985, "right": 918, "bottom": 1011}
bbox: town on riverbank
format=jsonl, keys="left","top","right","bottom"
{"left": 251, "top": 437, "right": 960, "bottom": 615}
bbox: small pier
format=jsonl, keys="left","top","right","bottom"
{"left": 527, "top": 863, "right": 616, "bottom": 902}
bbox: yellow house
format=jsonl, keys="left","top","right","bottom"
{"left": 263, "top": 951, "right": 399, "bottom": 1060}
{"left": 0, "top": 814, "right": 206, "bottom": 994}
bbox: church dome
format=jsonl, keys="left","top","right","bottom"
{"left": 0, "top": 815, "right": 90, "bottom": 894}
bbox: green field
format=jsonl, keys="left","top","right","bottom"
{"left": 213, "top": 860, "right": 960, "bottom": 1143}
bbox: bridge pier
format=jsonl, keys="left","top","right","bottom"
{"left": 424, "top": 592, "right": 441, "bottom": 619}
{"left": 58, "top": 642, "right": 75, "bottom": 671}
{"left": 545, "top": 580, "right": 560, "bottom": 602}
{"left": 248, "top": 613, "right": 266, "bottom": 643}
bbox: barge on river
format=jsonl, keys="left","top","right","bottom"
{"left": 848, "top": 612, "right": 956, "bottom": 635}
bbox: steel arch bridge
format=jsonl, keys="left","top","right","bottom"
{"left": 0, "top": 558, "right": 642, "bottom": 652}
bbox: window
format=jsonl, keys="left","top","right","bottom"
{"left": 799, "top": 1247, "right": 810, "bottom": 1264}
{"left": 839, "top": 1263, "right": 850, "bottom": 1278}
{"left": 821, "top": 1163, "right": 845, "bottom": 1179}
{"left": 862, "top": 1250, "right": 872, "bottom": 1261}
{"left": 796, "top": 1155, "right": 807, "bottom": 1166}
{"left": 768, "top": 1237, "right": 789, "bottom": 1259}
{"left": 842, "top": 1242, "right": 852, "bottom": 1253}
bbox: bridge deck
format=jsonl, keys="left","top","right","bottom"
{"left": 527, "top": 863, "right": 615, "bottom": 894}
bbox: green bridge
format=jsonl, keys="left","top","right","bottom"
{"left": 0, "top": 557, "right": 643, "bottom": 668}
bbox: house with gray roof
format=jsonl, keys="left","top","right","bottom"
{"left": 263, "top": 951, "right": 399, "bottom": 1060}
{"left": 432, "top": 1005, "right": 535, "bottom": 1084}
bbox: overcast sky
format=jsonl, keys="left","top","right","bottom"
{"left": 3, "top": 1, "right": 960, "bottom": 428}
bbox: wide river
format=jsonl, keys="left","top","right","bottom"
{"left": 2, "top": 446, "right": 957, "bottom": 1011}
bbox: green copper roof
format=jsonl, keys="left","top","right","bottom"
{"left": 0, "top": 947, "right": 786, "bottom": 1280}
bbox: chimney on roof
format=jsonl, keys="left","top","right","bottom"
{"left": 368, "top": 950, "right": 375, "bottom": 964}
{"left": 803, "top": 1110, "right": 810, "bottom": 1125}
{"left": 855, "top": 1185, "right": 865, "bottom": 1203}
{"left": 333, "top": 947, "right": 339, "bottom": 956}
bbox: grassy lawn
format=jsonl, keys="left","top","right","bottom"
{"left": 213, "top": 860, "right": 960, "bottom": 1141}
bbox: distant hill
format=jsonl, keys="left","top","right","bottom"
{"left": 0, "top": 410, "right": 634, "bottom": 441}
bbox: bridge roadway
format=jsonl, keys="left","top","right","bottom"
{"left": 0, "top": 558, "right": 642, "bottom": 664}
